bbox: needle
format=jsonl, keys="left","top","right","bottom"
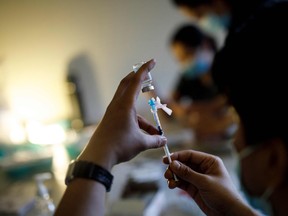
{"left": 149, "top": 98, "right": 178, "bottom": 181}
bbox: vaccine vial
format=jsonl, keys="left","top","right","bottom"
{"left": 133, "top": 62, "right": 155, "bottom": 92}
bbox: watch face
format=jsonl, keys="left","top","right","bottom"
{"left": 65, "top": 160, "right": 76, "bottom": 185}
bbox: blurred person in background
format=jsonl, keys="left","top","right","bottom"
{"left": 171, "top": 0, "right": 231, "bottom": 30}
{"left": 170, "top": 24, "right": 217, "bottom": 103}
{"left": 171, "top": 0, "right": 231, "bottom": 48}
{"left": 169, "top": 24, "right": 237, "bottom": 147}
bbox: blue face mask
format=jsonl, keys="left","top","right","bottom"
{"left": 181, "top": 50, "right": 213, "bottom": 79}
{"left": 235, "top": 146, "right": 274, "bottom": 216}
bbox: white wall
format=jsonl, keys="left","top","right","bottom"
{"left": 0, "top": 0, "right": 186, "bottom": 123}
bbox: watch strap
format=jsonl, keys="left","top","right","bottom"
{"left": 65, "top": 160, "right": 113, "bottom": 192}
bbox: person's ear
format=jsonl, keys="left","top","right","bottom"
{"left": 265, "top": 139, "right": 287, "bottom": 188}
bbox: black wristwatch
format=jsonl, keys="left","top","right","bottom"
{"left": 65, "top": 160, "right": 114, "bottom": 192}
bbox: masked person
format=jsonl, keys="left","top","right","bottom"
{"left": 169, "top": 24, "right": 237, "bottom": 147}
{"left": 171, "top": 24, "right": 217, "bottom": 103}
{"left": 172, "top": 0, "right": 231, "bottom": 48}
{"left": 165, "top": 0, "right": 288, "bottom": 215}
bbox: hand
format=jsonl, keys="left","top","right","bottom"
{"left": 163, "top": 150, "right": 257, "bottom": 216}
{"left": 78, "top": 59, "right": 167, "bottom": 170}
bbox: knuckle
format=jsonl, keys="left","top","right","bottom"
{"left": 213, "top": 156, "right": 223, "bottom": 165}
{"left": 208, "top": 155, "right": 224, "bottom": 171}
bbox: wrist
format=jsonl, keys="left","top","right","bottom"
{"left": 78, "top": 141, "right": 117, "bottom": 171}
{"left": 226, "top": 198, "right": 259, "bottom": 216}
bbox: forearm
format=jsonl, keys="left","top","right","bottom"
{"left": 226, "top": 199, "right": 260, "bottom": 216}
{"left": 54, "top": 179, "right": 106, "bottom": 216}
{"left": 55, "top": 140, "right": 113, "bottom": 216}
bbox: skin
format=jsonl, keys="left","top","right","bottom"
{"left": 163, "top": 150, "right": 259, "bottom": 216}
{"left": 171, "top": 42, "right": 196, "bottom": 66}
{"left": 164, "top": 122, "right": 288, "bottom": 216}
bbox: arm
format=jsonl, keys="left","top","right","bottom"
{"left": 163, "top": 150, "right": 260, "bottom": 216}
{"left": 55, "top": 59, "right": 167, "bottom": 216}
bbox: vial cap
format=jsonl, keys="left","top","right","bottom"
{"left": 142, "top": 85, "right": 154, "bottom": 92}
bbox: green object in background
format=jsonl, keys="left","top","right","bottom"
{"left": 0, "top": 143, "right": 53, "bottom": 180}
{"left": 4, "top": 158, "right": 53, "bottom": 179}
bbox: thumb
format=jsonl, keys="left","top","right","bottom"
{"left": 142, "top": 134, "right": 167, "bottom": 149}
{"left": 170, "top": 160, "right": 204, "bottom": 185}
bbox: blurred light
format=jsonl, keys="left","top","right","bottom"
{"left": 27, "top": 121, "right": 66, "bottom": 145}
{"left": 0, "top": 111, "right": 26, "bottom": 144}
{"left": 9, "top": 125, "right": 26, "bottom": 144}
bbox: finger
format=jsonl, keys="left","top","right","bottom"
{"left": 165, "top": 167, "right": 198, "bottom": 193}
{"left": 112, "top": 72, "right": 134, "bottom": 101}
{"left": 163, "top": 155, "right": 171, "bottom": 164}
{"left": 163, "top": 150, "right": 214, "bottom": 166}
{"left": 137, "top": 115, "right": 159, "bottom": 135}
{"left": 164, "top": 167, "right": 174, "bottom": 179}
{"left": 163, "top": 153, "right": 178, "bottom": 164}
{"left": 169, "top": 160, "right": 205, "bottom": 186}
{"left": 167, "top": 179, "right": 189, "bottom": 191}
{"left": 125, "top": 59, "right": 156, "bottom": 102}
{"left": 167, "top": 179, "right": 179, "bottom": 189}
{"left": 140, "top": 133, "right": 167, "bottom": 150}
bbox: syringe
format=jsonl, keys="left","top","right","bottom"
{"left": 148, "top": 98, "right": 178, "bottom": 181}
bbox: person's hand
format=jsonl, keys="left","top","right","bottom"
{"left": 78, "top": 59, "right": 167, "bottom": 170}
{"left": 163, "top": 150, "right": 258, "bottom": 216}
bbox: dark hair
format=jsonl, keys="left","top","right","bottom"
{"left": 172, "top": 0, "right": 213, "bottom": 8}
{"left": 212, "top": 4, "right": 288, "bottom": 146}
{"left": 170, "top": 25, "right": 204, "bottom": 49}
{"left": 170, "top": 24, "right": 217, "bottom": 52}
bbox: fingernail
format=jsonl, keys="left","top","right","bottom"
{"left": 172, "top": 160, "right": 180, "bottom": 169}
